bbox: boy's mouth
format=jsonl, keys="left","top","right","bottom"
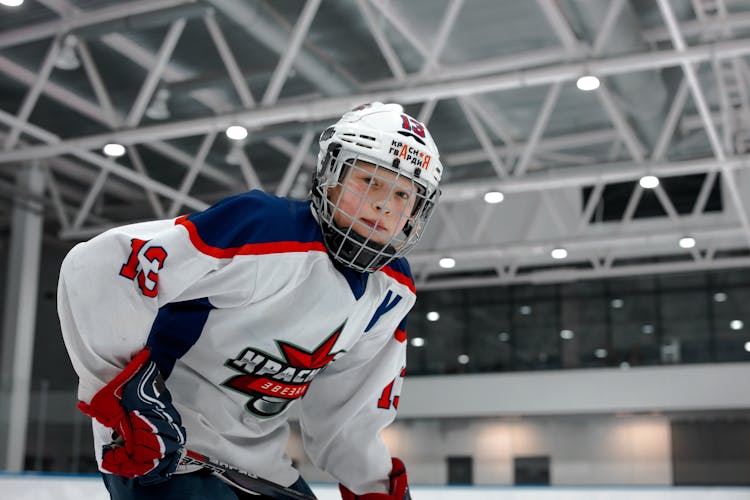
{"left": 360, "top": 218, "right": 389, "bottom": 232}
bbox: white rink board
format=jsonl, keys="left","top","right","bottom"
{"left": 1, "top": 475, "right": 750, "bottom": 500}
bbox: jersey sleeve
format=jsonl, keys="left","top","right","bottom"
{"left": 57, "top": 191, "right": 291, "bottom": 402}
{"left": 298, "top": 306, "right": 410, "bottom": 494}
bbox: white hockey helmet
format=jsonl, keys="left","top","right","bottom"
{"left": 311, "top": 102, "right": 443, "bottom": 273}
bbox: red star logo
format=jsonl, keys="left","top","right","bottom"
{"left": 277, "top": 323, "right": 344, "bottom": 369}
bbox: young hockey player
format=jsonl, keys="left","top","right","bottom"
{"left": 58, "top": 102, "right": 442, "bottom": 499}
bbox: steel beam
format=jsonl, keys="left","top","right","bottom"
{"left": 261, "top": 0, "right": 322, "bottom": 105}
{"left": 4, "top": 37, "right": 750, "bottom": 164}
{"left": 357, "top": 0, "right": 405, "bottom": 80}
{"left": 125, "top": 19, "right": 186, "bottom": 127}
{"left": 204, "top": 10, "right": 256, "bottom": 108}
{"left": 656, "top": 0, "right": 750, "bottom": 247}
{"left": 513, "top": 82, "right": 561, "bottom": 177}
{"left": 440, "top": 154, "right": 750, "bottom": 202}
{"left": 0, "top": 0, "right": 197, "bottom": 50}
{"left": 3, "top": 37, "right": 61, "bottom": 151}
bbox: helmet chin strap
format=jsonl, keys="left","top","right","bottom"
{"left": 321, "top": 220, "right": 398, "bottom": 273}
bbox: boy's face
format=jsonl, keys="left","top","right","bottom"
{"left": 327, "top": 160, "right": 419, "bottom": 245}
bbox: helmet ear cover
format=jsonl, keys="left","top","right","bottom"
{"left": 323, "top": 141, "right": 341, "bottom": 178}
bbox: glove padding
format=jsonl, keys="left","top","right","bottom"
{"left": 339, "top": 458, "right": 411, "bottom": 500}
{"left": 78, "top": 348, "right": 186, "bottom": 485}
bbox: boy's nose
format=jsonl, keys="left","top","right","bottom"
{"left": 373, "top": 197, "right": 392, "bottom": 214}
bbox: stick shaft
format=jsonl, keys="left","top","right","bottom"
{"left": 182, "top": 449, "right": 316, "bottom": 500}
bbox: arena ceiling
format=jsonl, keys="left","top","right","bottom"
{"left": 1, "top": 0, "right": 750, "bottom": 289}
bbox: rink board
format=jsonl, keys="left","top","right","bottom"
{"left": 1, "top": 474, "right": 750, "bottom": 500}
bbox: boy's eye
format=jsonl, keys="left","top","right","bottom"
{"left": 395, "top": 191, "right": 410, "bottom": 199}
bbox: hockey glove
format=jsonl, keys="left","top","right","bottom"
{"left": 339, "top": 458, "right": 411, "bottom": 500}
{"left": 78, "top": 348, "right": 186, "bottom": 485}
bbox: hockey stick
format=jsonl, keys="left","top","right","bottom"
{"left": 181, "top": 448, "right": 317, "bottom": 500}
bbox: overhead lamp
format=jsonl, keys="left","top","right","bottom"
{"left": 576, "top": 75, "right": 600, "bottom": 91}
{"left": 639, "top": 175, "right": 659, "bottom": 189}
{"left": 484, "top": 191, "right": 504, "bottom": 204}
{"left": 498, "top": 332, "right": 510, "bottom": 342}
{"left": 744, "top": 341, "right": 750, "bottom": 353}
{"left": 145, "top": 88, "right": 171, "bottom": 120}
{"left": 410, "top": 337, "right": 425, "bottom": 347}
{"left": 551, "top": 247, "right": 568, "bottom": 259}
{"left": 457, "top": 354, "right": 470, "bottom": 365}
{"left": 611, "top": 298, "right": 624, "bottom": 309}
{"left": 678, "top": 236, "right": 696, "bottom": 249}
{"left": 438, "top": 257, "right": 456, "bottom": 269}
{"left": 713, "top": 292, "right": 727, "bottom": 303}
{"left": 55, "top": 35, "right": 80, "bottom": 71}
{"left": 560, "top": 329, "right": 574, "bottom": 340}
{"left": 226, "top": 125, "right": 248, "bottom": 141}
{"left": 103, "top": 143, "right": 126, "bottom": 157}
{"left": 730, "top": 319, "right": 744, "bottom": 330}
{"left": 519, "top": 305, "right": 532, "bottom": 315}
{"left": 594, "top": 348, "right": 608, "bottom": 359}
{"left": 426, "top": 311, "right": 440, "bottom": 322}
{"left": 0, "top": 0, "right": 24, "bottom": 7}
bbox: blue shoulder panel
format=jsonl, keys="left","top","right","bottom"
{"left": 387, "top": 257, "right": 414, "bottom": 282}
{"left": 181, "top": 190, "right": 323, "bottom": 252}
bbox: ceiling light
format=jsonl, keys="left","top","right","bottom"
{"left": 226, "top": 125, "right": 248, "bottom": 141}
{"left": 560, "top": 329, "right": 574, "bottom": 340}
{"left": 225, "top": 147, "right": 242, "bottom": 165}
{"left": 145, "top": 88, "right": 171, "bottom": 120}
{"left": 611, "top": 298, "right": 624, "bottom": 309}
{"left": 519, "top": 305, "right": 532, "bottom": 315}
{"left": 594, "top": 348, "right": 608, "bottom": 358}
{"left": 410, "top": 337, "right": 425, "bottom": 347}
{"left": 679, "top": 236, "right": 696, "bottom": 249}
{"left": 457, "top": 354, "right": 470, "bottom": 365}
{"left": 576, "top": 75, "right": 600, "bottom": 91}
{"left": 642, "top": 324, "right": 654, "bottom": 335}
{"left": 745, "top": 341, "right": 750, "bottom": 353}
{"left": 551, "top": 247, "right": 568, "bottom": 259}
{"left": 55, "top": 35, "right": 80, "bottom": 71}
{"left": 730, "top": 319, "right": 744, "bottom": 330}
{"left": 619, "top": 362, "right": 630, "bottom": 369}
{"left": 498, "top": 332, "right": 510, "bottom": 342}
{"left": 639, "top": 175, "right": 659, "bottom": 189}
{"left": 426, "top": 311, "right": 440, "bottom": 322}
{"left": 484, "top": 191, "right": 504, "bottom": 204}
{"left": 1, "top": 0, "right": 25, "bottom": 7}
{"left": 103, "top": 143, "right": 126, "bottom": 157}
{"left": 439, "top": 257, "right": 456, "bottom": 269}
{"left": 713, "top": 292, "right": 727, "bottom": 303}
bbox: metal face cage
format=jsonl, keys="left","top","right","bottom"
{"left": 312, "top": 148, "right": 437, "bottom": 273}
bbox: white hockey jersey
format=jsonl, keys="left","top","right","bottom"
{"left": 57, "top": 190, "right": 414, "bottom": 494}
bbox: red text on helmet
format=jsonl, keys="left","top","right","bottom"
{"left": 389, "top": 139, "right": 432, "bottom": 170}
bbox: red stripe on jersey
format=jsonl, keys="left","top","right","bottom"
{"left": 175, "top": 216, "right": 327, "bottom": 258}
{"left": 394, "top": 328, "right": 407, "bottom": 343}
{"left": 380, "top": 266, "right": 416, "bottom": 294}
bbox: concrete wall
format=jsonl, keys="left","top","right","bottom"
{"left": 291, "top": 414, "right": 672, "bottom": 486}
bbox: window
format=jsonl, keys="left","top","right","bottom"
{"left": 514, "top": 456, "right": 550, "bottom": 485}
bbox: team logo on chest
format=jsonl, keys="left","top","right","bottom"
{"left": 221, "top": 322, "right": 347, "bottom": 417}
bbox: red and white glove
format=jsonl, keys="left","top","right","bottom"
{"left": 78, "top": 348, "right": 186, "bottom": 485}
{"left": 339, "top": 458, "right": 411, "bottom": 500}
